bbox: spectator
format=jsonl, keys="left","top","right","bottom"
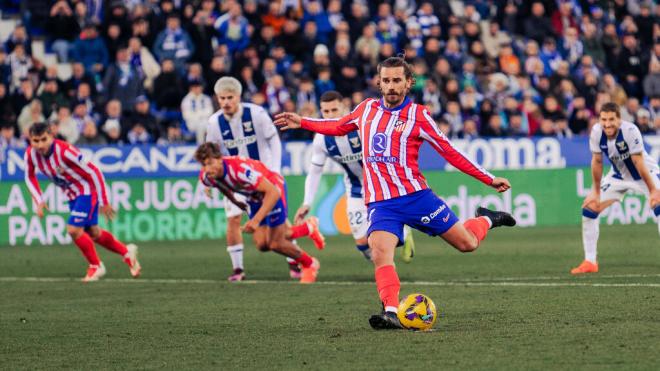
{"left": 551, "top": 1, "right": 578, "bottom": 37}
{"left": 5, "top": 24, "right": 31, "bottom": 54}
{"left": 264, "top": 74, "right": 290, "bottom": 115}
{"left": 524, "top": 2, "right": 556, "bottom": 44}
{"left": 581, "top": 23, "right": 605, "bottom": 69}
{"left": 50, "top": 105, "right": 78, "bottom": 144}
{"left": 0, "top": 122, "right": 22, "bottom": 149}
{"left": 480, "top": 21, "right": 511, "bottom": 59}
{"left": 131, "top": 17, "right": 155, "bottom": 50}
{"left": 215, "top": 2, "right": 250, "bottom": 55}
{"left": 130, "top": 95, "right": 160, "bottom": 142}
{"left": 71, "top": 23, "right": 109, "bottom": 75}
{"left": 643, "top": 53, "right": 660, "bottom": 98}
{"left": 153, "top": 14, "right": 195, "bottom": 73}
{"left": 152, "top": 59, "right": 185, "bottom": 111}
{"left": 101, "top": 45, "right": 145, "bottom": 113}
{"left": 443, "top": 101, "right": 464, "bottom": 135}
{"left": 38, "top": 78, "right": 68, "bottom": 118}
{"left": 76, "top": 121, "right": 107, "bottom": 145}
{"left": 559, "top": 27, "right": 584, "bottom": 67}
{"left": 181, "top": 78, "right": 213, "bottom": 143}
{"left": 7, "top": 44, "right": 33, "bottom": 91}
{"left": 46, "top": 0, "right": 79, "bottom": 62}
{"left": 617, "top": 33, "right": 647, "bottom": 99}
{"left": 303, "top": 1, "right": 332, "bottom": 43}
{"left": 355, "top": 23, "right": 381, "bottom": 66}
{"left": 568, "top": 96, "right": 592, "bottom": 135}
{"left": 417, "top": 78, "right": 442, "bottom": 117}
{"left": 0, "top": 83, "right": 17, "bottom": 125}
{"left": 100, "top": 99, "right": 128, "bottom": 140}
{"left": 12, "top": 78, "right": 35, "bottom": 116}
{"left": 458, "top": 118, "right": 479, "bottom": 139}
{"left": 71, "top": 99, "right": 96, "bottom": 133}
{"left": 482, "top": 114, "right": 507, "bottom": 137}
{"left": 331, "top": 38, "right": 361, "bottom": 96}
{"left": 635, "top": 108, "right": 653, "bottom": 134}
{"left": 634, "top": 4, "right": 654, "bottom": 48}
{"left": 128, "top": 37, "right": 161, "bottom": 92}
{"left": 18, "top": 100, "right": 46, "bottom": 137}
{"left": 157, "top": 120, "right": 188, "bottom": 145}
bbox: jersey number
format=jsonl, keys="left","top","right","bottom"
{"left": 348, "top": 211, "right": 363, "bottom": 225}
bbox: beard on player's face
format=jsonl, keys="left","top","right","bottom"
{"left": 380, "top": 85, "right": 408, "bottom": 106}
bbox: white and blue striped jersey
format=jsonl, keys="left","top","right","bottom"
{"left": 589, "top": 120, "right": 659, "bottom": 181}
{"left": 308, "top": 131, "right": 364, "bottom": 201}
{"left": 206, "top": 103, "right": 281, "bottom": 173}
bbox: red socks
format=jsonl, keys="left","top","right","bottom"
{"left": 289, "top": 223, "right": 311, "bottom": 239}
{"left": 464, "top": 217, "right": 490, "bottom": 245}
{"left": 74, "top": 234, "right": 101, "bottom": 266}
{"left": 94, "top": 230, "right": 129, "bottom": 257}
{"left": 295, "top": 251, "right": 313, "bottom": 268}
{"left": 375, "top": 265, "right": 400, "bottom": 311}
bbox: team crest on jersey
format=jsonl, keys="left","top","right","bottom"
{"left": 616, "top": 141, "right": 628, "bottom": 152}
{"left": 393, "top": 119, "right": 408, "bottom": 132}
{"left": 349, "top": 137, "right": 361, "bottom": 148}
{"left": 243, "top": 121, "right": 253, "bottom": 132}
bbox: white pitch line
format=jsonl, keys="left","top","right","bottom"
{"left": 1, "top": 277, "right": 660, "bottom": 288}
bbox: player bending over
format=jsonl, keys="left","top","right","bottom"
{"left": 571, "top": 102, "right": 660, "bottom": 274}
{"left": 206, "top": 77, "right": 324, "bottom": 281}
{"left": 276, "top": 56, "right": 516, "bottom": 329}
{"left": 24, "top": 123, "right": 141, "bottom": 282}
{"left": 294, "top": 90, "right": 416, "bottom": 261}
{"left": 194, "top": 142, "right": 322, "bottom": 283}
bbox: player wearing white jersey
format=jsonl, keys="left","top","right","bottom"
{"left": 572, "top": 103, "right": 660, "bottom": 275}
{"left": 206, "top": 77, "right": 322, "bottom": 281}
{"left": 294, "top": 91, "right": 415, "bottom": 261}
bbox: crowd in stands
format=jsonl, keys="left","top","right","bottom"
{"left": 0, "top": 0, "right": 659, "bottom": 151}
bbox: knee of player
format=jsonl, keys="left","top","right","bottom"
{"left": 255, "top": 241, "right": 270, "bottom": 252}
{"left": 456, "top": 238, "right": 478, "bottom": 253}
{"left": 66, "top": 225, "right": 84, "bottom": 239}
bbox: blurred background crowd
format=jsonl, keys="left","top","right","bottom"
{"left": 0, "top": 0, "right": 658, "bottom": 151}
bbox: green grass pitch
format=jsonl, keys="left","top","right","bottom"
{"left": 1, "top": 225, "right": 659, "bottom": 370}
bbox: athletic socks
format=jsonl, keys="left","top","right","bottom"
{"left": 294, "top": 251, "right": 313, "bottom": 268}
{"left": 94, "top": 230, "right": 129, "bottom": 258}
{"left": 289, "top": 223, "right": 311, "bottom": 239}
{"left": 375, "top": 265, "right": 400, "bottom": 313}
{"left": 227, "top": 244, "right": 244, "bottom": 270}
{"left": 582, "top": 211, "right": 600, "bottom": 263}
{"left": 74, "top": 233, "right": 101, "bottom": 266}
{"left": 464, "top": 217, "right": 490, "bottom": 244}
{"left": 356, "top": 244, "right": 371, "bottom": 260}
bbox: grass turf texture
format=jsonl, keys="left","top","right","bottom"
{"left": 1, "top": 225, "right": 660, "bottom": 370}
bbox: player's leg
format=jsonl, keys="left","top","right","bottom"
{"left": 368, "top": 230, "right": 404, "bottom": 329}
{"left": 67, "top": 196, "right": 105, "bottom": 282}
{"left": 347, "top": 196, "right": 371, "bottom": 259}
{"left": 286, "top": 217, "right": 325, "bottom": 250}
{"left": 365, "top": 200, "right": 407, "bottom": 329}
{"left": 224, "top": 196, "right": 246, "bottom": 281}
{"left": 87, "top": 225, "right": 141, "bottom": 278}
{"left": 572, "top": 175, "right": 625, "bottom": 274}
{"left": 283, "top": 220, "right": 302, "bottom": 279}
{"left": 267, "top": 223, "right": 319, "bottom": 283}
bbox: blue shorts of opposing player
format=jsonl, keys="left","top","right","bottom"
{"left": 247, "top": 182, "right": 288, "bottom": 228}
{"left": 367, "top": 189, "right": 459, "bottom": 245}
{"left": 68, "top": 195, "right": 98, "bottom": 228}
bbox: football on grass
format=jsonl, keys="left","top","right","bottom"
{"left": 397, "top": 293, "right": 437, "bottom": 331}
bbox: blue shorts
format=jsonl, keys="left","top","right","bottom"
{"left": 367, "top": 189, "right": 459, "bottom": 245}
{"left": 68, "top": 195, "right": 98, "bottom": 228}
{"left": 247, "top": 182, "right": 288, "bottom": 228}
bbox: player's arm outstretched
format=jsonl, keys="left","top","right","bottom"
{"left": 631, "top": 153, "right": 660, "bottom": 207}
{"left": 419, "top": 109, "right": 511, "bottom": 192}
{"left": 23, "top": 149, "right": 48, "bottom": 218}
{"left": 274, "top": 100, "right": 367, "bottom": 136}
{"left": 242, "top": 178, "right": 281, "bottom": 233}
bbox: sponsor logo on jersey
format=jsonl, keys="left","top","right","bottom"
{"left": 366, "top": 156, "right": 398, "bottom": 163}
{"left": 372, "top": 133, "right": 387, "bottom": 154}
{"left": 334, "top": 153, "right": 363, "bottom": 164}
{"left": 224, "top": 135, "right": 257, "bottom": 149}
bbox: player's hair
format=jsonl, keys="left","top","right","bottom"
{"left": 377, "top": 56, "right": 414, "bottom": 81}
{"left": 599, "top": 102, "right": 620, "bottom": 117}
{"left": 214, "top": 76, "right": 243, "bottom": 96}
{"left": 320, "top": 91, "right": 343, "bottom": 103}
{"left": 194, "top": 142, "right": 223, "bottom": 163}
{"left": 28, "top": 122, "right": 50, "bottom": 137}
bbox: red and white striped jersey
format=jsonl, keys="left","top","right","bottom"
{"left": 24, "top": 140, "right": 109, "bottom": 206}
{"left": 200, "top": 156, "right": 285, "bottom": 203}
{"left": 301, "top": 97, "right": 494, "bottom": 204}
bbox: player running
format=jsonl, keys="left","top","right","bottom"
{"left": 294, "top": 90, "right": 415, "bottom": 261}
{"left": 276, "top": 57, "right": 516, "bottom": 329}
{"left": 194, "top": 142, "right": 321, "bottom": 283}
{"left": 24, "top": 123, "right": 140, "bottom": 282}
{"left": 571, "top": 102, "right": 660, "bottom": 275}
{"left": 206, "top": 77, "right": 324, "bottom": 281}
